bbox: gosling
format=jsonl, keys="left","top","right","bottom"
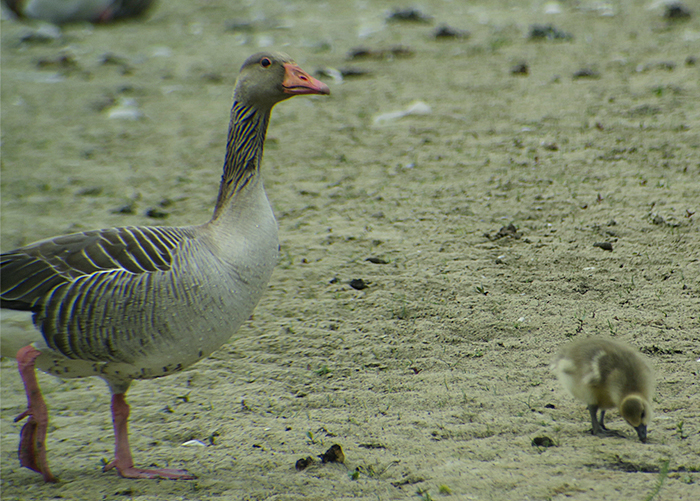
{"left": 552, "top": 337, "right": 654, "bottom": 442}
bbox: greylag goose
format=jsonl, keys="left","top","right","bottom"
{"left": 0, "top": 51, "right": 329, "bottom": 482}
{"left": 552, "top": 337, "right": 654, "bottom": 442}
{"left": 2, "top": 0, "right": 155, "bottom": 24}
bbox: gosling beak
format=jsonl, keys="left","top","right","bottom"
{"left": 282, "top": 63, "right": 330, "bottom": 96}
{"left": 635, "top": 423, "right": 647, "bottom": 443}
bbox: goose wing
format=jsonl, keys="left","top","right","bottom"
{"left": 1, "top": 226, "right": 193, "bottom": 312}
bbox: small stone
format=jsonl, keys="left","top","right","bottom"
{"left": 532, "top": 436, "right": 556, "bottom": 447}
{"left": 319, "top": 444, "right": 345, "bottom": 464}
{"left": 112, "top": 204, "right": 135, "bottom": 215}
{"left": 340, "top": 67, "right": 370, "bottom": 78}
{"left": 99, "top": 53, "right": 128, "bottom": 66}
{"left": 145, "top": 208, "right": 169, "bottom": 219}
{"left": 386, "top": 8, "right": 432, "bottom": 23}
{"left": 593, "top": 242, "right": 614, "bottom": 251}
{"left": 573, "top": 68, "right": 600, "bottom": 79}
{"left": 76, "top": 186, "right": 103, "bottom": 196}
{"left": 347, "top": 46, "right": 414, "bottom": 60}
{"left": 36, "top": 54, "right": 79, "bottom": 71}
{"left": 366, "top": 257, "right": 388, "bottom": 264}
{"left": 510, "top": 62, "right": 529, "bottom": 75}
{"left": 650, "top": 213, "right": 666, "bottom": 225}
{"left": 359, "top": 442, "right": 386, "bottom": 449}
{"left": 488, "top": 223, "right": 522, "bottom": 240}
{"left": 224, "top": 19, "right": 256, "bottom": 32}
{"left": 664, "top": 2, "right": 692, "bottom": 20}
{"left": 347, "top": 47, "right": 373, "bottom": 60}
{"left": 349, "top": 279, "right": 368, "bottom": 290}
{"left": 295, "top": 456, "right": 316, "bottom": 471}
{"left": 433, "top": 24, "right": 469, "bottom": 39}
{"left": 528, "top": 24, "right": 572, "bottom": 41}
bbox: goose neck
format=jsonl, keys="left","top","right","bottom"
{"left": 213, "top": 101, "right": 271, "bottom": 217}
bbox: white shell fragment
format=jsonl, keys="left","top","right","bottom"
{"left": 372, "top": 100, "right": 432, "bottom": 126}
{"left": 181, "top": 440, "right": 207, "bottom": 447}
{"left": 107, "top": 98, "right": 143, "bottom": 120}
{"left": 543, "top": 2, "right": 562, "bottom": 15}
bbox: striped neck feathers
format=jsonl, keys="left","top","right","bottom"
{"left": 213, "top": 101, "right": 271, "bottom": 216}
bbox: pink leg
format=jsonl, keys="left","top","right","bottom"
{"left": 103, "top": 393, "right": 195, "bottom": 480}
{"left": 14, "top": 345, "right": 57, "bottom": 483}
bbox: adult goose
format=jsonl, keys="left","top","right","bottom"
{"left": 0, "top": 51, "right": 329, "bottom": 482}
{"left": 2, "top": 0, "right": 155, "bottom": 24}
{"left": 552, "top": 337, "right": 654, "bottom": 442}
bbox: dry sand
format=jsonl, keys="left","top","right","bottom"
{"left": 1, "top": 1, "right": 699, "bottom": 499}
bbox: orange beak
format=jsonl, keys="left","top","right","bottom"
{"left": 282, "top": 63, "right": 330, "bottom": 96}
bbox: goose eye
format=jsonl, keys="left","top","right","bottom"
{"left": 260, "top": 57, "right": 272, "bottom": 68}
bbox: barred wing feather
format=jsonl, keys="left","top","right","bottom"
{"left": 1, "top": 226, "right": 194, "bottom": 311}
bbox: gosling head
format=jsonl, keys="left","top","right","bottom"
{"left": 620, "top": 394, "right": 652, "bottom": 443}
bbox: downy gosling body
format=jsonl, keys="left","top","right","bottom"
{"left": 552, "top": 337, "right": 654, "bottom": 442}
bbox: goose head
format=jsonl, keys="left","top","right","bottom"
{"left": 620, "top": 394, "right": 651, "bottom": 443}
{"left": 233, "top": 52, "right": 330, "bottom": 110}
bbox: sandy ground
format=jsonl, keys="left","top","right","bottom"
{"left": 1, "top": 1, "right": 699, "bottom": 500}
